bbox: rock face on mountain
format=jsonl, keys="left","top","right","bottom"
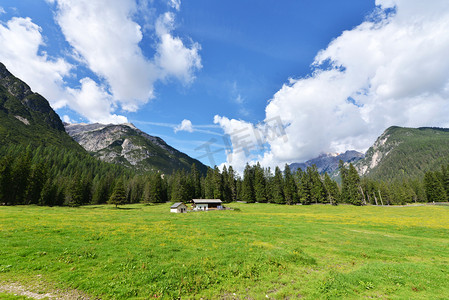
{"left": 290, "top": 150, "right": 364, "bottom": 174}
{"left": 355, "top": 126, "right": 449, "bottom": 181}
{"left": 0, "top": 63, "right": 65, "bottom": 132}
{"left": 0, "top": 63, "right": 81, "bottom": 149}
{"left": 65, "top": 122, "right": 207, "bottom": 174}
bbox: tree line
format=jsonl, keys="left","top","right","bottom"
{"left": 0, "top": 144, "right": 447, "bottom": 206}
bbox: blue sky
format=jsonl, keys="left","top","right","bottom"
{"left": 1, "top": 0, "right": 449, "bottom": 172}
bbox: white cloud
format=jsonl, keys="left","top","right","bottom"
{"left": 62, "top": 115, "right": 72, "bottom": 123}
{"left": 51, "top": 0, "right": 201, "bottom": 108}
{"left": 67, "top": 78, "right": 128, "bottom": 124}
{"left": 0, "top": 7, "right": 6, "bottom": 14}
{"left": 217, "top": 0, "right": 449, "bottom": 171}
{"left": 168, "top": 0, "right": 181, "bottom": 11}
{"left": 0, "top": 17, "right": 128, "bottom": 124}
{"left": 155, "top": 12, "right": 202, "bottom": 83}
{"left": 0, "top": 17, "right": 72, "bottom": 109}
{"left": 0, "top": 0, "right": 201, "bottom": 124}
{"left": 50, "top": 0, "right": 157, "bottom": 112}
{"left": 174, "top": 119, "right": 194, "bottom": 133}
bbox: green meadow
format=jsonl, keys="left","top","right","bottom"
{"left": 1, "top": 203, "right": 449, "bottom": 299}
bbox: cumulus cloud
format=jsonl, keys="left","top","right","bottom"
{"left": 67, "top": 78, "right": 128, "bottom": 124}
{"left": 155, "top": 12, "right": 202, "bottom": 83}
{"left": 0, "top": 17, "right": 72, "bottom": 108}
{"left": 217, "top": 0, "right": 449, "bottom": 171}
{"left": 174, "top": 119, "right": 194, "bottom": 133}
{"left": 0, "top": 0, "right": 201, "bottom": 124}
{"left": 51, "top": 0, "right": 200, "bottom": 108}
{"left": 0, "top": 17, "right": 127, "bottom": 123}
{"left": 50, "top": 0, "right": 157, "bottom": 111}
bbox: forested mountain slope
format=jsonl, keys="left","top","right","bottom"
{"left": 356, "top": 126, "right": 449, "bottom": 181}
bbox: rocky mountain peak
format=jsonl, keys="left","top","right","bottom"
{"left": 290, "top": 150, "right": 364, "bottom": 175}
{"left": 64, "top": 122, "right": 207, "bottom": 174}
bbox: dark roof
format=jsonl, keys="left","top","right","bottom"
{"left": 192, "top": 199, "right": 222, "bottom": 204}
{"left": 170, "top": 202, "right": 185, "bottom": 208}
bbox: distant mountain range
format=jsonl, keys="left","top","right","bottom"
{"left": 0, "top": 62, "right": 206, "bottom": 174}
{"left": 65, "top": 122, "right": 207, "bottom": 174}
{"left": 290, "top": 126, "right": 449, "bottom": 182}
{"left": 290, "top": 150, "right": 364, "bottom": 174}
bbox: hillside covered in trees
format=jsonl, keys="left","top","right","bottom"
{"left": 356, "top": 126, "right": 449, "bottom": 181}
{"left": 1, "top": 141, "right": 448, "bottom": 207}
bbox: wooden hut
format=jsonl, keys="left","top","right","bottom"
{"left": 170, "top": 202, "right": 187, "bottom": 213}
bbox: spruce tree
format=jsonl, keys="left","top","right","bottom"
{"left": 108, "top": 180, "right": 127, "bottom": 208}
{"left": 347, "top": 164, "right": 364, "bottom": 205}
{"left": 0, "top": 155, "right": 13, "bottom": 205}
{"left": 283, "top": 164, "right": 297, "bottom": 204}
{"left": 323, "top": 172, "right": 339, "bottom": 205}
{"left": 191, "top": 163, "right": 202, "bottom": 199}
{"left": 423, "top": 171, "right": 447, "bottom": 202}
{"left": 254, "top": 163, "right": 267, "bottom": 203}
{"left": 24, "top": 161, "right": 48, "bottom": 205}
{"left": 227, "top": 166, "right": 238, "bottom": 202}
{"left": 242, "top": 164, "right": 255, "bottom": 202}
{"left": 272, "top": 166, "right": 285, "bottom": 204}
{"left": 298, "top": 170, "right": 311, "bottom": 205}
{"left": 11, "top": 149, "right": 32, "bottom": 204}
{"left": 213, "top": 166, "right": 224, "bottom": 200}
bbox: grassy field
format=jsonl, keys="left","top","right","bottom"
{"left": 1, "top": 203, "right": 449, "bottom": 299}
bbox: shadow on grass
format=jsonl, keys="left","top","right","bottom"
{"left": 113, "top": 207, "right": 141, "bottom": 210}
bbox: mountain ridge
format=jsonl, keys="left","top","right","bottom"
{"left": 355, "top": 126, "right": 449, "bottom": 181}
{"left": 65, "top": 122, "right": 208, "bottom": 174}
{"left": 0, "top": 62, "right": 82, "bottom": 150}
{"left": 290, "top": 150, "right": 365, "bottom": 175}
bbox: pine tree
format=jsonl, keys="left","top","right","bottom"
{"left": 204, "top": 168, "right": 215, "bottom": 199}
{"left": 66, "top": 173, "right": 84, "bottom": 206}
{"left": 227, "top": 166, "right": 238, "bottom": 202}
{"left": 242, "top": 164, "right": 255, "bottom": 202}
{"left": 191, "top": 163, "right": 202, "bottom": 199}
{"left": 323, "top": 172, "right": 339, "bottom": 205}
{"left": 0, "top": 155, "right": 13, "bottom": 205}
{"left": 144, "top": 172, "right": 165, "bottom": 203}
{"left": 171, "top": 171, "right": 189, "bottom": 202}
{"left": 347, "top": 164, "right": 364, "bottom": 205}
{"left": 108, "top": 180, "right": 127, "bottom": 208}
{"left": 283, "top": 164, "right": 297, "bottom": 205}
{"left": 10, "top": 149, "right": 32, "bottom": 204}
{"left": 423, "top": 171, "right": 447, "bottom": 202}
{"left": 39, "top": 178, "right": 58, "bottom": 206}
{"left": 24, "top": 161, "right": 48, "bottom": 205}
{"left": 272, "top": 166, "right": 285, "bottom": 204}
{"left": 213, "top": 166, "right": 223, "bottom": 200}
{"left": 308, "top": 165, "right": 325, "bottom": 204}
{"left": 254, "top": 163, "right": 267, "bottom": 203}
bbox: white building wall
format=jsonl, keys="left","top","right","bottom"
{"left": 196, "top": 204, "right": 208, "bottom": 211}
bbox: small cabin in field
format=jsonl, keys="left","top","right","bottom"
{"left": 192, "top": 199, "right": 223, "bottom": 211}
{"left": 170, "top": 202, "right": 187, "bottom": 213}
